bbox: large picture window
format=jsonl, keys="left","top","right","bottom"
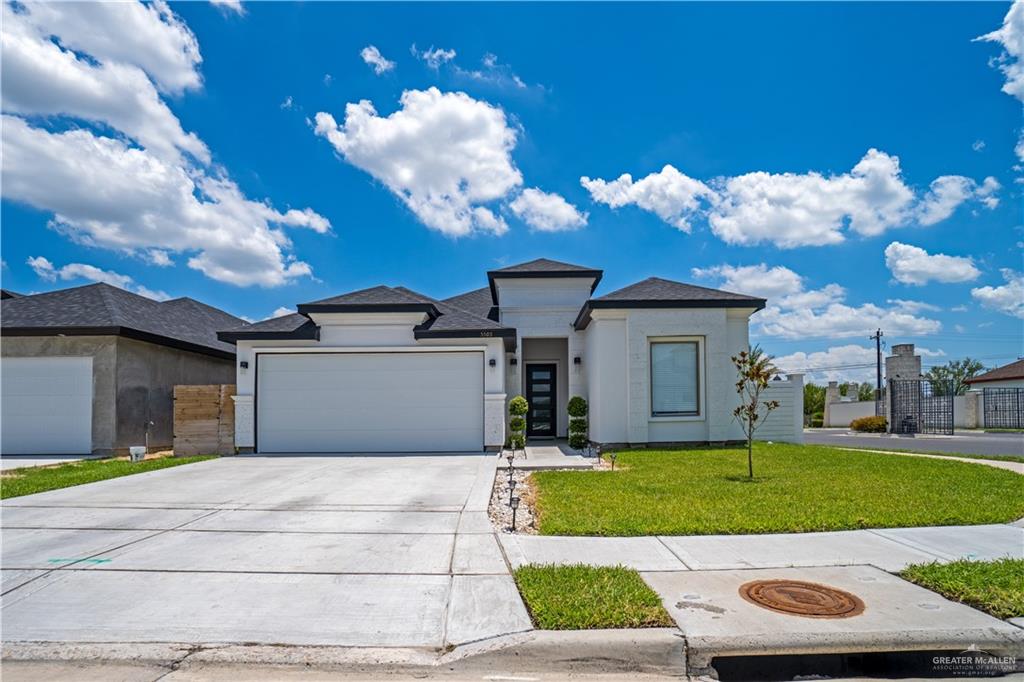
{"left": 650, "top": 341, "right": 699, "bottom": 416}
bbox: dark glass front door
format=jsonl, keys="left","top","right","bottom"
{"left": 526, "top": 364, "right": 556, "bottom": 438}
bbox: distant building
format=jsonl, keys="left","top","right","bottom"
{"left": 964, "top": 358, "right": 1024, "bottom": 390}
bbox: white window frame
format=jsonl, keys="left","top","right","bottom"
{"left": 648, "top": 336, "right": 705, "bottom": 421}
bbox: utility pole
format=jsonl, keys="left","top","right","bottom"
{"left": 870, "top": 329, "right": 884, "bottom": 402}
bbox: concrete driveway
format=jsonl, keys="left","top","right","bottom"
{"left": 1, "top": 454, "right": 531, "bottom": 649}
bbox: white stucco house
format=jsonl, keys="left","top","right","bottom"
{"left": 219, "top": 258, "right": 802, "bottom": 454}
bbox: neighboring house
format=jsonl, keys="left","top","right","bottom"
{"left": 964, "top": 359, "right": 1024, "bottom": 390}
{"left": 1, "top": 283, "right": 244, "bottom": 456}
{"left": 219, "top": 258, "right": 800, "bottom": 454}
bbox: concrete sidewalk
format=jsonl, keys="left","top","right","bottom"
{"left": 500, "top": 523, "right": 1024, "bottom": 572}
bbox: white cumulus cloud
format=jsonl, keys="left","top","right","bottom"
{"left": 4, "top": 116, "right": 327, "bottom": 287}
{"left": 977, "top": 0, "right": 1024, "bottom": 159}
{"left": 581, "top": 165, "right": 715, "bottom": 232}
{"left": 313, "top": 87, "right": 522, "bottom": 236}
{"left": 27, "top": 256, "right": 169, "bottom": 300}
{"left": 270, "top": 306, "right": 297, "bottom": 319}
{"left": 691, "top": 263, "right": 803, "bottom": 299}
{"left": 774, "top": 344, "right": 945, "bottom": 384}
{"left": 509, "top": 188, "right": 587, "bottom": 232}
{"left": 1, "top": 1, "right": 328, "bottom": 287}
{"left": 695, "top": 261, "right": 942, "bottom": 340}
{"left": 971, "top": 269, "right": 1024, "bottom": 319}
{"left": 883, "top": 242, "right": 981, "bottom": 286}
{"left": 583, "top": 150, "right": 998, "bottom": 248}
{"left": 360, "top": 45, "right": 395, "bottom": 75}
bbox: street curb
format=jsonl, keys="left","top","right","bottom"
{"left": 1, "top": 629, "right": 688, "bottom": 677}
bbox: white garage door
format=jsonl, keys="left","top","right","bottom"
{"left": 1, "top": 357, "right": 93, "bottom": 455}
{"left": 257, "top": 352, "right": 483, "bottom": 453}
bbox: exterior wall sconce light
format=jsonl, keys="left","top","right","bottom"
{"left": 510, "top": 357, "right": 518, "bottom": 366}
{"left": 240, "top": 361, "right": 249, "bottom": 369}
{"left": 573, "top": 356, "right": 582, "bottom": 365}
{"left": 489, "top": 358, "right": 497, "bottom": 367}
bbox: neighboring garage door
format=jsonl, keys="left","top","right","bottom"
{"left": 256, "top": 352, "right": 483, "bottom": 453}
{"left": 1, "top": 357, "right": 93, "bottom": 455}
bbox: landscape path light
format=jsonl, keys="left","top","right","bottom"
{"left": 508, "top": 478, "right": 517, "bottom": 506}
{"left": 609, "top": 452, "right": 617, "bottom": 470}
{"left": 510, "top": 496, "right": 520, "bottom": 531}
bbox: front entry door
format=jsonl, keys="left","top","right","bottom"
{"left": 526, "top": 364, "right": 556, "bottom": 438}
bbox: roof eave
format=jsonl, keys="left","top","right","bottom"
{"left": 217, "top": 322, "right": 321, "bottom": 344}
{"left": 3, "top": 325, "right": 236, "bottom": 360}
{"left": 573, "top": 298, "right": 767, "bottom": 330}
{"left": 296, "top": 302, "right": 439, "bottom": 318}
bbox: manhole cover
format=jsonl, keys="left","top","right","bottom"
{"left": 739, "top": 579, "right": 865, "bottom": 618}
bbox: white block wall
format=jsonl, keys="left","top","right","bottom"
{"left": 758, "top": 374, "right": 805, "bottom": 444}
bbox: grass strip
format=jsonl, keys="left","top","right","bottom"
{"left": 1, "top": 455, "right": 217, "bottom": 499}
{"left": 901, "top": 558, "right": 1024, "bottom": 620}
{"left": 513, "top": 564, "right": 674, "bottom": 629}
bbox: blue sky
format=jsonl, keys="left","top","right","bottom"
{"left": 2, "top": 1, "right": 1022, "bottom": 382}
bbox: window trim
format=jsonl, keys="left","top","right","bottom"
{"left": 649, "top": 337, "right": 703, "bottom": 419}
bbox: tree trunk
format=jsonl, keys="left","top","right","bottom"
{"left": 747, "top": 435, "right": 754, "bottom": 478}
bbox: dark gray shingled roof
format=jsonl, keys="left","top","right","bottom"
{"left": 220, "top": 284, "right": 516, "bottom": 350}
{"left": 442, "top": 286, "right": 499, "bottom": 321}
{"left": 490, "top": 258, "right": 601, "bottom": 274}
{"left": 1, "top": 289, "right": 22, "bottom": 299}
{"left": 486, "top": 258, "right": 603, "bottom": 303}
{"left": 574, "top": 277, "right": 766, "bottom": 329}
{"left": 218, "top": 312, "right": 318, "bottom": 342}
{"left": 300, "top": 285, "right": 437, "bottom": 308}
{"left": 1, "top": 283, "right": 246, "bottom": 358}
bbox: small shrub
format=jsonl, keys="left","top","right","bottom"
{"left": 569, "top": 418, "right": 587, "bottom": 434}
{"left": 509, "top": 395, "right": 529, "bottom": 416}
{"left": 567, "top": 396, "right": 588, "bottom": 418}
{"left": 508, "top": 395, "right": 529, "bottom": 451}
{"left": 850, "top": 415, "right": 887, "bottom": 433}
{"left": 568, "top": 433, "right": 589, "bottom": 450}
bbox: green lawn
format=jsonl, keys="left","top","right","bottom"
{"left": 901, "top": 558, "right": 1024, "bottom": 619}
{"left": 530, "top": 443, "right": 1024, "bottom": 536}
{"left": 1, "top": 455, "right": 216, "bottom": 499}
{"left": 513, "top": 564, "right": 674, "bottom": 629}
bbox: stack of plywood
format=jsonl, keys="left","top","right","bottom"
{"left": 173, "top": 384, "right": 236, "bottom": 456}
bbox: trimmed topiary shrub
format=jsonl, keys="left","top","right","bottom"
{"left": 850, "top": 415, "right": 887, "bottom": 433}
{"left": 509, "top": 396, "right": 529, "bottom": 416}
{"left": 508, "top": 395, "right": 529, "bottom": 450}
{"left": 567, "top": 396, "right": 588, "bottom": 418}
{"left": 567, "top": 396, "right": 589, "bottom": 451}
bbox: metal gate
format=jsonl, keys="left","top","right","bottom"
{"left": 889, "top": 379, "right": 954, "bottom": 435}
{"left": 983, "top": 387, "right": 1024, "bottom": 429}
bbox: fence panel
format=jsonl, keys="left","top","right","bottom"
{"left": 173, "top": 384, "right": 235, "bottom": 456}
{"left": 983, "top": 387, "right": 1023, "bottom": 429}
{"left": 889, "top": 379, "right": 954, "bottom": 435}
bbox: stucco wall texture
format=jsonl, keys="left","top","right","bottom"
{"left": 2, "top": 335, "right": 234, "bottom": 454}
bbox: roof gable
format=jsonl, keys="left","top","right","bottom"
{"left": 486, "top": 258, "right": 603, "bottom": 304}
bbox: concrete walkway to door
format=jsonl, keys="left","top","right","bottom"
{"left": 1, "top": 452, "right": 531, "bottom": 649}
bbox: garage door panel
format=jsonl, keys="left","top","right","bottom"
{"left": 257, "top": 352, "right": 483, "bottom": 453}
{"left": 2, "top": 357, "right": 93, "bottom": 455}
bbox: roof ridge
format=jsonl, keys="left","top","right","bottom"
{"left": 395, "top": 286, "right": 509, "bottom": 329}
